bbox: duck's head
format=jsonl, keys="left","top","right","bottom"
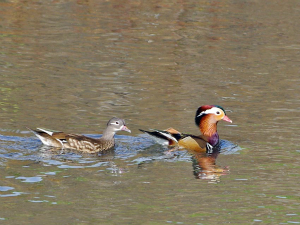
{"left": 195, "top": 105, "right": 232, "bottom": 149}
{"left": 106, "top": 117, "right": 131, "bottom": 133}
{"left": 195, "top": 105, "right": 232, "bottom": 127}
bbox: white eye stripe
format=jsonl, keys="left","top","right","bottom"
{"left": 197, "top": 107, "right": 223, "bottom": 117}
{"left": 197, "top": 111, "right": 206, "bottom": 117}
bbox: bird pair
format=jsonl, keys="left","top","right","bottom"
{"left": 29, "top": 105, "right": 232, "bottom": 154}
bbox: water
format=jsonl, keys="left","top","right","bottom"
{"left": 0, "top": 0, "right": 300, "bottom": 224}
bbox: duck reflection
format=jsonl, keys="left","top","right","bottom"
{"left": 189, "top": 144, "right": 229, "bottom": 182}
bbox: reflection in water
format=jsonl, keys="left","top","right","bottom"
{"left": 163, "top": 138, "right": 239, "bottom": 182}
{"left": 191, "top": 143, "right": 228, "bottom": 182}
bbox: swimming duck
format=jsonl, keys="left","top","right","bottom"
{"left": 139, "top": 105, "right": 232, "bottom": 153}
{"left": 29, "top": 117, "right": 131, "bottom": 153}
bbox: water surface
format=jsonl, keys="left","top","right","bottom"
{"left": 0, "top": 0, "right": 300, "bottom": 224}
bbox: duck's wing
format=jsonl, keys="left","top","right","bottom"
{"left": 28, "top": 127, "right": 67, "bottom": 147}
{"left": 178, "top": 133, "right": 207, "bottom": 152}
{"left": 140, "top": 128, "right": 209, "bottom": 152}
{"left": 139, "top": 128, "right": 182, "bottom": 146}
{"left": 62, "top": 134, "right": 112, "bottom": 153}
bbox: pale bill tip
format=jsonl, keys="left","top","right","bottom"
{"left": 223, "top": 115, "right": 232, "bottom": 123}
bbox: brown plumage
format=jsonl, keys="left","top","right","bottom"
{"left": 29, "top": 117, "right": 131, "bottom": 153}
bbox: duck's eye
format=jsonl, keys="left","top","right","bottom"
{"left": 115, "top": 121, "right": 119, "bottom": 125}
{"left": 216, "top": 111, "right": 221, "bottom": 115}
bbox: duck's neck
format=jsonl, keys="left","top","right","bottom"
{"left": 199, "top": 117, "right": 219, "bottom": 146}
{"left": 100, "top": 128, "right": 116, "bottom": 141}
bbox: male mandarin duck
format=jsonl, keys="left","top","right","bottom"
{"left": 29, "top": 117, "right": 131, "bottom": 153}
{"left": 139, "top": 105, "right": 232, "bottom": 153}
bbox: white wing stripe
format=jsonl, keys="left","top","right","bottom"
{"left": 37, "top": 128, "right": 54, "bottom": 136}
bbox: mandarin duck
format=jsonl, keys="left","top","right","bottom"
{"left": 139, "top": 105, "right": 232, "bottom": 153}
{"left": 29, "top": 117, "right": 131, "bottom": 153}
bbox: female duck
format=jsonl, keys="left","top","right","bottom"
{"left": 30, "top": 117, "right": 131, "bottom": 153}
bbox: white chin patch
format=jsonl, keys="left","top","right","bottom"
{"left": 119, "top": 125, "right": 124, "bottom": 131}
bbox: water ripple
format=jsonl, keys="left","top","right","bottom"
{"left": 0, "top": 186, "right": 14, "bottom": 191}
{"left": 15, "top": 176, "right": 43, "bottom": 183}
